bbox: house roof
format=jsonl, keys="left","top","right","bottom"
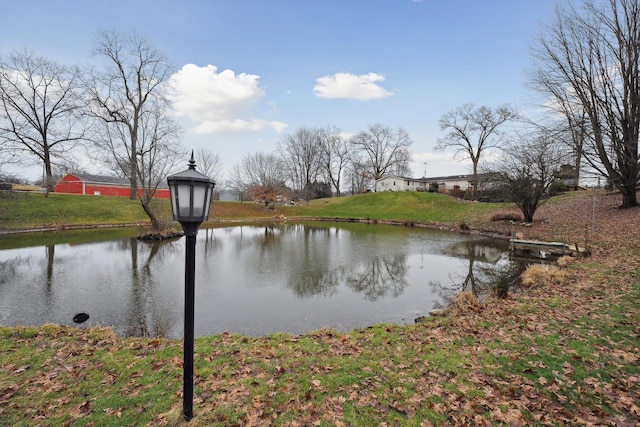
{"left": 60, "top": 173, "right": 168, "bottom": 189}
{"left": 376, "top": 173, "right": 493, "bottom": 183}
{"left": 70, "top": 173, "right": 130, "bottom": 185}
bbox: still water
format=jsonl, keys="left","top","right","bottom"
{"left": 0, "top": 222, "right": 516, "bottom": 338}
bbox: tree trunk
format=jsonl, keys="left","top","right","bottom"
{"left": 43, "top": 149, "right": 52, "bottom": 198}
{"left": 141, "top": 201, "right": 160, "bottom": 231}
{"left": 129, "top": 157, "right": 137, "bottom": 200}
{"left": 619, "top": 184, "right": 638, "bottom": 208}
{"left": 472, "top": 162, "right": 478, "bottom": 200}
{"left": 573, "top": 142, "right": 582, "bottom": 191}
{"left": 129, "top": 126, "right": 138, "bottom": 200}
{"left": 520, "top": 198, "right": 537, "bottom": 223}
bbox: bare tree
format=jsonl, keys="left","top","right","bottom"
{"left": 228, "top": 163, "right": 248, "bottom": 201}
{"left": 527, "top": 72, "right": 590, "bottom": 190}
{"left": 531, "top": 0, "right": 640, "bottom": 207}
{"left": 436, "top": 103, "right": 517, "bottom": 199}
{"left": 492, "top": 130, "right": 568, "bottom": 223}
{"left": 350, "top": 123, "right": 413, "bottom": 183}
{"left": 318, "top": 125, "right": 352, "bottom": 197}
{"left": 231, "top": 152, "right": 287, "bottom": 202}
{"left": 91, "top": 95, "right": 183, "bottom": 230}
{"left": 555, "top": 110, "right": 588, "bottom": 191}
{"left": 135, "top": 102, "right": 184, "bottom": 231}
{"left": 0, "top": 49, "right": 86, "bottom": 194}
{"left": 278, "top": 127, "right": 323, "bottom": 195}
{"left": 346, "top": 158, "right": 373, "bottom": 194}
{"left": 195, "top": 147, "right": 222, "bottom": 185}
{"left": 85, "top": 30, "right": 176, "bottom": 200}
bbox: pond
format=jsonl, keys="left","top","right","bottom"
{"left": 0, "top": 222, "right": 521, "bottom": 338}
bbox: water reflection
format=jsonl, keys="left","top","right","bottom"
{"left": 0, "top": 224, "right": 518, "bottom": 338}
{"left": 430, "top": 238, "right": 525, "bottom": 306}
{"left": 344, "top": 253, "right": 408, "bottom": 301}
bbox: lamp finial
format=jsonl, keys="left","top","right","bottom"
{"left": 188, "top": 150, "right": 196, "bottom": 170}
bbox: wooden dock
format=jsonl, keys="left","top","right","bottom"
{"left": 509, "top": 239, "right": 585, "bottom": 259}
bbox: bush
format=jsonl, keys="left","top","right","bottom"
{"left": 476, "top": 187, "right": 511, "bottom": 203}
{"left": 548, "top": 180, "right": 568, "bottom": 196}
{"left": 448, "top": 186, "right": 464, "bottom": 199}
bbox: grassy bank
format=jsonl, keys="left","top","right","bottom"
{"left": 0, "top": 191, "right": 501, "bottom": 232}
{"left": 1, "top": 190, "right": 639, "bottom": 425}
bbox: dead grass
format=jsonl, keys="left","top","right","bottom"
{"left": 521, "top": 264, "right": 568, "bottom": 289}
{"left": 447, "top": 291, "right": 484, "bottom": 315}
{"left": 556, "top": 255, "right": 575, "bottom": 268}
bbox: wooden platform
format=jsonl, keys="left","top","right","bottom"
{"left": 509, "top": 239, "right": 585, "bottom": 259}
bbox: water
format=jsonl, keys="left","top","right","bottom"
{"left": 0, "top": 222, "right": 516, "bottom": 338}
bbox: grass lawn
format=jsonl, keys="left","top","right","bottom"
{"left": 0, "top": 190, "right": 638, "bottom": 425}
{"left": 292, "top": 191, "right": 502, "bottom": 225}
{"left": 0, "top": 191, "right": 501, "bottom": 231}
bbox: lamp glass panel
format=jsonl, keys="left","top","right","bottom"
{"left": 203, "top": 183, "right": 213, "bottom": 220}
{"left": 177, "top": 183, "right": 193, "bottom": 218}
{"left": 192, "top": 185, "right": 206, "bottom": 219}
{"left": 169, "top": 185, "right": 179, "bottom": 219}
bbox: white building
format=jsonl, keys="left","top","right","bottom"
{"left": 374, "top": 175, "right": 428, "bottom": 192}
{"left": 375, "top": 174, "right": 494, "bottom": 193}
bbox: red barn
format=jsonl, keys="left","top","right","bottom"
{"left": 54, "top": 173, "right": 170, "bottom": 199}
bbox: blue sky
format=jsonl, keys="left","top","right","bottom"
{"left": 0, "top": 0, "right": 564, "bottom": 182}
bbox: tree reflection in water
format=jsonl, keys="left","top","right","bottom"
{"left": 284, "top": 224, "right": 408, "bottom": 300}
{"left": 125, "top": 237, "right": 182, "bottom": 338}
{"left": 430, "top": 239, "right": 526, "bottom": 308}
{"left": 286, "top": 225, "right": 339, "bottom": 298}
{"left": 343, "top": 253, "right": 408, "bottom": 301}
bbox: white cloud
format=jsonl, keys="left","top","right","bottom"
{"left": 191, "top": 118, "right": 287, "bottom": 134}
{"left": 168, "top": 63, "right": 286, "bottom": 134}
{"left": 313, "top": 72, "right": 394, "bottom": 100}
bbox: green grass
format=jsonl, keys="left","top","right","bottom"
{"left": 0, "top": 190, "right": 504, "bottom": 232}
{"left": 0, "top": 192, "right": 157, "bottom": 229}
{"left": 295, "top": 191, "right": 502, "bottom": 224}
{"left": 1, "top": 190, "right": 639, "bottom": 424}
{"left": 1, "top": 280, "right": 638, "bottom": 425}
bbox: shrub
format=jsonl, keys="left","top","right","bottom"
{"left": 448, "top": 185, "right": 464, "bottom": 199}
{"left": 548, "top": 180, "right": 568, "bottom": 196}
{"left": 477, "top": 187, "right": 511, "bottom": 203}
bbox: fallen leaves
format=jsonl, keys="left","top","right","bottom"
{"left": 0, "top": 384, "right": 19, "bottom": 403}
{"left": 1, "top": 192, "right": 639, "bottom": 425}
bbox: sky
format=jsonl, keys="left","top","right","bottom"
{"left": 0, "top": 0, "right": 565, "bottom": 184}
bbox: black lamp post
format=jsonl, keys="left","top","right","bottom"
{"left": 167, "top": 151, "right": 215, "bottom": 421}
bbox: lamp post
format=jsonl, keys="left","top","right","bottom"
{"left": 167, "top": 151, "right": 216, "bottom": 421}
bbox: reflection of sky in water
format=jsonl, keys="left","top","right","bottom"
{"left": 0, "top": 224, "right": 511, "bottom": 338}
